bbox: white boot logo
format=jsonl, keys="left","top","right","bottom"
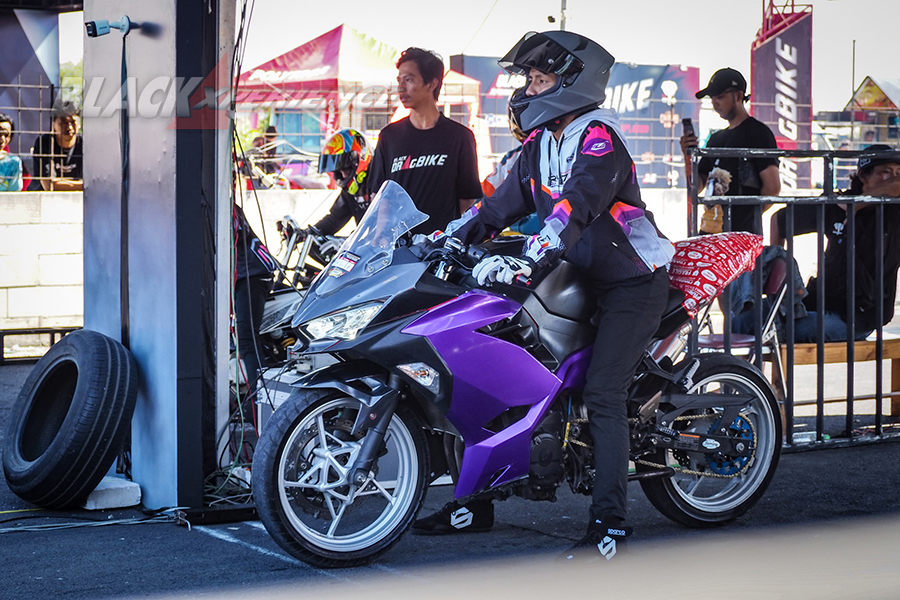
{"left": 598, "top": 535, "right": 617, "bottom": 560}
{"left": 450, "top": 507, "right": 474, "bottom": 529}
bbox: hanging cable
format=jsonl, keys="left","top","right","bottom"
{"left": 461, "top": 0, "right": 500, "bottom": 55}
{"left": 120, "top": 34, "right": 131, "bottom": 349}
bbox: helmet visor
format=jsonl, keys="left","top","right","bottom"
{"left": 500, "top": 32, "right": 583, "bottom": 79}
{"left": 318, "top": 152, "right": 356, "bottom": 175}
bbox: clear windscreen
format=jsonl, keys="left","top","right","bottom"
{"left": 309, "top": 180, "right": 428, "bottom": 298}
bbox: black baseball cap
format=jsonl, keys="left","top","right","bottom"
{"left": 696, "top": 68, "right": 747, "bottom": 99}
{"left": 858, "top": 144, "right": 900, "bottom": 171}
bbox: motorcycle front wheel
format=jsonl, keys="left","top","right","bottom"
{"left": 253, "top": 389, "right": 428, "bottom": 568}
{"left": 638, "top": 353, "right": 782, "bottom": 527}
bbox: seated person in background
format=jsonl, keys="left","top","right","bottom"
{"left": 33, "top": 99, "right": 83, "bottom": 191}
{"left": 767, "top": 145, "right": 900, "bottom": 342}
{"left": 0, "top": 113, "right": 23, "bottom": 191}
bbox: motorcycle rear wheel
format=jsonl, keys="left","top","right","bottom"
{"left": 254, "top": 389, "right": 428, "bottom": 568}
{"left": 638, "top": 354, "right": 782, "bottom": 527}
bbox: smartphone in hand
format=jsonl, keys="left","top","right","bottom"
{"left": 682, "top": 118, "right": 694, "bottom": 137}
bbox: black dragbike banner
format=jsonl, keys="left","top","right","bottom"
{"left": 751, "top": 10, "right": 813, "bottom": 190}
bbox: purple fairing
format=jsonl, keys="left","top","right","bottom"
{"left": 403, "top": 290, "right": 593, "bottom": 498}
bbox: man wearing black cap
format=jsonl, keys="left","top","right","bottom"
{"left": 768, "top": 145, "right": 900, "bottom": 342}
{"left": 680, "top": 67, "right": 780, "bottom": 234}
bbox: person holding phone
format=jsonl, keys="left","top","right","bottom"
{"left": 679, "top": 68, "right": 780, "bottom": 234}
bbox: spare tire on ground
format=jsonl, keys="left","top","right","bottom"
{"left": 2, "top": 329, "right": 138, "bottom": 508}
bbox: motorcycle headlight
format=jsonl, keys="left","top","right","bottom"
{"left": 303, "top": 302, "right": 382, "bottom": 341}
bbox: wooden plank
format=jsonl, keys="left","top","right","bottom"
{"left": 787, "top": 339, "right": 900, "bottom": 365}
{"left": 775, "top": 339, "right": 900, "bottom": 417}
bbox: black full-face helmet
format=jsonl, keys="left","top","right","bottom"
{"left": 500, "top": 31, "right": 615, "bottom": 131}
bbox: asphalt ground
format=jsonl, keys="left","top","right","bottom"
{"left": 2, "top": 361, "right": 900, "bottom": 600}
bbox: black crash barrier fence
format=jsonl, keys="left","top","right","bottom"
{"left": 687, "top": 146, "right": 900, "bottom": 451}
{"left": 0, "top": 327, "right": 81, "bottom": 365}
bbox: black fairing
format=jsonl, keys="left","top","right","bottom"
{"left": 292, "top": 248, "right": 427, "bottom": 331}
{"left": 346, "top": 315, "right": 455, "bottom": 430}
{"left": 486, "top": 261, "right": 597, "bottom": 370}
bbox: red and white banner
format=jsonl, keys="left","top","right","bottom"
{"left": 669, "top": 233, "right": 763, "bottom": 315}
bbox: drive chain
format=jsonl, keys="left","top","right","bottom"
{"left": 566, "top": 414, "right": 758, "bottom": 480}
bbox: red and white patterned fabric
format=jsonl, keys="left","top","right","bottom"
{"left": 668, "top": 232, "right": 763, "bottom": 316}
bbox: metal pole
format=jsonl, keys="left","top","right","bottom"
{"left": 560, "top": 0, "right": 566, "bottom": 30}
{"left": 850, "top": 40, "right": 856, "bottom": 148}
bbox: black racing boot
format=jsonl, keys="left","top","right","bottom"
{"left": 559, "top": 517, "right": 632, "bottom": 562}
{"left": 411, "top": 498, "right": 494, "bottom": 535}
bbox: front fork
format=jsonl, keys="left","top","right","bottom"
{"left": 347, "top": 374, "right": 403, "bottom": 486}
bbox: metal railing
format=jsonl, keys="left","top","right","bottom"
{"left": 688, "top": 146, "right": 900, "bottom": 450}
{"left": 0, "top": 327, "right": 81, "bottom": 365}
{"left": 0, "top": 80, "right": 83, "bottom": 191}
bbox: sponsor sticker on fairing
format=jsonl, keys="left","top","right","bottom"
{"left": 328, "top": 251, "right": 360, "bottom": 278}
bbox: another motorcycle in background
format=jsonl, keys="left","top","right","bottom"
{"left": 219, "top": 217, "right": 341, "bottom": 502}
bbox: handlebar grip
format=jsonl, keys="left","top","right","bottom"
{"left": 514, "top": 274, "right": 533, "bottom": 287}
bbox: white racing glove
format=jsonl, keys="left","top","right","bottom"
{"left": 472, "top": 255, "right": 533, "bottom": 286}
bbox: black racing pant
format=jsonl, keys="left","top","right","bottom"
{"left": 584, "top": 267, "right": 669, "bottom": 523}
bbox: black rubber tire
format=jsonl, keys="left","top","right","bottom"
{"left": 638, "top": 353, "right": 782, "bottom": 527}
{"left": 2, "top": 329, "right": 139, "bottom": 508}
{"left": 254, "top": 389, "right": 428, "bottom": 568}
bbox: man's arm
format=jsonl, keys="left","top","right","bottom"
{"left": 759, "top": 164, "right": 781, "bottom": 212}
{"left": 367, "top": 134, "right": 388, "bottom": 196}
{"left": 44, "top": 178, "right": 83, "bottom": 191}
{"left": 755, "top": 122, "right": 781, "bottom": 205}
{"left": 769, "top": 209, "right": 785, "bottom": 247}
{"left": 458, "top": 198, "right": 477, "bottom": 215}
{"left": 680, "top": 131, "right": 709, "bottom": 192}
{"left": 456, "top": 127, "right": 483, "bottom": 218}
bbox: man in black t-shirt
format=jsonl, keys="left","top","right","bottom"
{"left": 32, "top": 99, "right": 83, "bottom": 191}
{"left": 680, "top": 68, "right": 780, "bottom": 234}
{"left": 368, "top": 47, "right": 482, "bottom": 235}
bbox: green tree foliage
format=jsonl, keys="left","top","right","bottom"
{"left": 59, "top": 60, "right": 83, "bottom": 110}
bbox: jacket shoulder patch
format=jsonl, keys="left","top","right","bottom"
{"left": 581, "top": 124, "right": 614, "bottom": 158}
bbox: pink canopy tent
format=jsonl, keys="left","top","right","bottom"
{"left": 236, "top": 24, "right": 481, "bottom": 133}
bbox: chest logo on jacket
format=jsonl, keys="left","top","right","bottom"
{"left": 391, "top": 154, "right": 448, "bottom": 173}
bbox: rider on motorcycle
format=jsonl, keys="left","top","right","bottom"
{"left": 413, "top": 30, "right": 674, "bottom": 561}
{"left": 311, "top": 128, "right": 373, "bottom": 236}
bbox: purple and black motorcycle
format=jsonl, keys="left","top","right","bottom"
{"left": 253, "top": 181, "right": 782, "bottom": 568}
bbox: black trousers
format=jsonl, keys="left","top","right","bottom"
{"left": 584, "top": 267, "right": 669, "bottom": 523}
{"left": 234, "top": 275, "right": 271, "bottom": 389}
